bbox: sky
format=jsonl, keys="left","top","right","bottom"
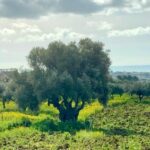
{"left": 0, "top": 0, "right": 150, "bottom": 69}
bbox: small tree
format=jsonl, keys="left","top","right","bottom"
{"left": 12, "top": 71, "right": 39, "bottom": 111}
{"left": 0, "top": 82, "right": 13, "bottom": 109}
{"left": 0, "top": 84, "right": 5, "bottom": 108}
{"left": 2, "top": 89, "right": 12, "bottom": 109}
{"left": 130, "top": 82, "right": 150, "bottom": 102}
{"left": 28, "top": 38, "right": 111, "bottom": 122}
{"left": 110, "top": 84, "right": 124, "bottom": 98}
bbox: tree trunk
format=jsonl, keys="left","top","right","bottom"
{"left": 53, "top": 98, "right": 84, "bottom": 122}
{"left": 59, "top": 109, "right": 79, "bottom": 122}
{"left": 47, "top": 99, "right": 51, "bottom": 106}
{"left": 139, "top": 95, "right": 143, "bottom": 102}
{"left": 99, "top": 97, "right": 108, "bottom": 107}
{"left": 2, "top": 100, "right": 6, "bottom": 109}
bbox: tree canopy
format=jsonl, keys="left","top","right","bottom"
{"left": 26, "top": 38, "right": 111, "bottom": 121}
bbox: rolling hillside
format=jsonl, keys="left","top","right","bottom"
{"left": 111, "top": 65, "right": 150, "bottom": 72}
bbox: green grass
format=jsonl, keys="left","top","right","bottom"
{"left": 0, "top": 94, "right": 150, "bottom": 150}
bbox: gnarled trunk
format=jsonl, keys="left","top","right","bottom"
{"left": 59, "top": 109, "right": 79, "bottom": 122}
{"left": 53, "top": 98, "right": 85, "bottom": 122}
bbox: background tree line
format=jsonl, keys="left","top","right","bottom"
{"left": 109, "top": 75, "right": 150, "bottom": 101}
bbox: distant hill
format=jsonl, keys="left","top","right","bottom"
{"left": 0, "top": 68, "right": 16, "bottom": 73}
{"left": 111, "top": 65, "right": 150, "bottom": 72}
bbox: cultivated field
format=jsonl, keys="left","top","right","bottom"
{"left": 0, "top": 94, "right": 150, "bottom": 150}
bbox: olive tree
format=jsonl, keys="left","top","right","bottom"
{"left": 0, "top": 81, "right": 13, "bottom": 109}
{"left": 28, "top": 38, "right": 111, "bottom": 122}
{"left": 130, "top": 82, "right": 150, "bottom": 102}
{"left": 109, "top": 84, "right": 124, "bottom": 98}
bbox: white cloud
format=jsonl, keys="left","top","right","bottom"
{"left": 92, "top": 0, "right": 150, "bottom": 14}
{"left": 99, "top": 8, "right": 119, "bottom": 15}
{"left": 122, "top": 0, "right": 150, "bottom": 13}
{"left": 12, "top": 23, "right": 31, "bottom": 28}
{"left": 13, "top": 28, "right": 91, "bottom": 42}
{"left": 87, "top": 21, "right": 112, "bottom": 30}
{"left": 108, "top": 27, "right": 150, "bottom": 37}
{"left": 21, "top": 27, "right": 41, "bottom": 34}
{"left": 0, "top": 28, "right": 16, "bottom": 35}
{"left": 92, "top": 0, "right": 112, "bottom": 5}
{"left": 12, "top": 22, "right": 41, "bottom": 33}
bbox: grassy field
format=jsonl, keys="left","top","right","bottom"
{"left": 0, "top": 94, "right": 150, "bottom": 150}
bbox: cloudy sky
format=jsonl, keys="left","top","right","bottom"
{"left": 0, "top": 0, "right": 150, "bottom": 68}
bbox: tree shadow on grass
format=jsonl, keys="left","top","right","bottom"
{"left": 96, "top": 127, "right": 150, "bottom": 136}
{"left": 40, "top": 110, "right": 58, "bottom": 117}
{"left": 33, "top": 119, "right": 91, "bottom": 134}
{"left": 110, "top": 98, "right": 150, "bottom": 108}
{"left": 140, "top": 100, "right": 150, "bottom": 105}
{"left": 108, "top": 101, "right": 128, "bottom": 108}
{"left": 0, "top": 109, "right": 18, "bottom": 113}
{"left": 32, "top": 119, "right": 150, "bottom": 137}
